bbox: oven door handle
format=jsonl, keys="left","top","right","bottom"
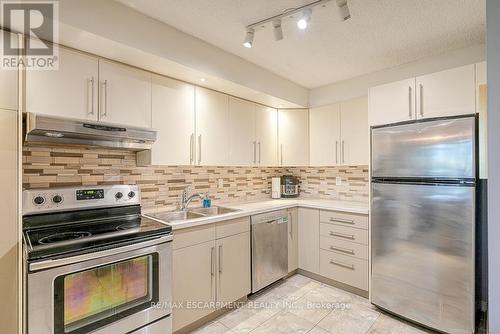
{"left": 29, "top": 234, "right": 173, "bottom": 271}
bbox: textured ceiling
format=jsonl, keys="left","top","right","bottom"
{"left": 116, "top": 0, "right": 485, "bottom": 89}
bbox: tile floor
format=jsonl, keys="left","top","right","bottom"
{"left": 192, "top": 274, "right": 433, "bottom": 334}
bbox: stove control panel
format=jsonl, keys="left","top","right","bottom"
{"left": 23, "top": 185, "right": 141, "bottom": 215}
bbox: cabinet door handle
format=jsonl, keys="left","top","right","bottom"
{"left": 419, "top": 83, "right": 424, "bottom": 117}
{"left": 280, "top": 144, "right": 283, "bottom": 166}
{"left": 329, "top": 217, "right": 355, "bottom": 225}
{"left": 253, "top": 141, "right": 257, "bottom": 163}
{"left": 341, "top": 140, "right": 345, "bottom": 164}
{"left": 335, "top": 141, "right": 338, "bottom": 164}
{"left": 218, "top": 245, "right": 223, "bottom": 273}
{"left": 88, "top": 77, "right": 95, "bottom": 116}
{"left": 329, "top": 246, "right": 355, "bottom": 255}
{"left": 329, "top": 259, "right": 355, "bottom": 270}
{"left": 258, "top": 142, "right": 261, "bottom": 164}
{"left": 329, "top": 231, "right": 355, "bottom": 240}
{"left": 210, "top": 246, "right": 215, "bottom": 276}
{"left": 198, "top": 134, "right": 202, "bottom": 165}
{"left": 288, "top": 212, "right": 292, "bottom": 238}
{"left": 101, "top": 79, "right": 108, "bottom": 119}
{"left": 408, "top": 86, "right": 412, "bottom": 119}
{"left": 189, "top": 133, "right": 194, "bottom": 164}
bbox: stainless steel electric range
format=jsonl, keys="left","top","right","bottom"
{"left": 22, "top": 185, "right": 173, "bottom": 334}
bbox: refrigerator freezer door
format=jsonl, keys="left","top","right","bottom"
{"left": 371, "top": 182, "right": 474, "bottom": 334}
{"left": 371, "top": 117, "right": 475, "bottom": 179}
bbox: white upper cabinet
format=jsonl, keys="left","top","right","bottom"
{"left": 148, "top": 74, "right": 195, "bottom": 166}
{"left": 228, "top": 97, "right": 256, "bottom": 166}
{"left": 0, "top": 32, "right": 18, "bottom": 111}
{"left": 309, "top": 103, "right": 341, "bottom": 166}
{"left": 368, "top": 78, "right": 416, "bottom": 126}
{"left": 255, "top": 105, "right": 278, "bottom": 166}
{"left": 416, "top": 64, "right": 475, "bottom": 119}
{"left": 27, "top": 46, "right": 98, "bottom": 120}
{"left": 195, "top": 87, "right": 230, "bottom": 166}
{"left": 98, "top": 59, "right": 152, "bottom": 128}
{"left": 279, "top": 109, "right": 309, "bottom": 166}
{"left": 340, "top": 96, "right": 369, "bottom": 165}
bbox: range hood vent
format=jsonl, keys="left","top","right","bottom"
{"left": 24, "top": 113, "right": 157, "bottom": 151}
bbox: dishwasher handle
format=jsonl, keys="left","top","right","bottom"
{"left": 252, "top": 216, "right": 288, "bottom": 225}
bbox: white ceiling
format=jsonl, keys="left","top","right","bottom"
{"left": 116, "top": 0, "right": 485, "bottom": 89}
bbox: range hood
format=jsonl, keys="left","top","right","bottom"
{"left": 24, "top": 113, "right": 157, "bottom": 151}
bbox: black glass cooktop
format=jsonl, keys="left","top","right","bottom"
{"left": 23, "top": 205, "right": 172, "bottom": 261}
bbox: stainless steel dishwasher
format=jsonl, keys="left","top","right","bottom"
{"left": 251, "top": 210, "right": 288, "bottom": 293}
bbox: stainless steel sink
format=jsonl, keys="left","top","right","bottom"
{"left": 148, "top": 206, "right": 240, "bottom": 223}
{"left": 152, "top": 210, "right": 205, "bottom": 222}
{"left": 190, "top": 206, "right": 240, "bottom": 216}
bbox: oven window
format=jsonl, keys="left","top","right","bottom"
{"left": 54, "top": 254, "right": 159, "bottom": 334}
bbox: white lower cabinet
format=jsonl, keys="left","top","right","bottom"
{"left": 298, "top": 208, "right": 320, "bottom": 274}
{"left": 297, "top": 208, "right": 369, "bottom": 292}
{"left": 216, "top": 231, "right": 251, "bottom": 304}
{"left": 287, "top": 208, "right": 299, "bottom": 273}
{"left": 172, "top": 218, "right": 250, "bottom": 332}
{"left": 173, "top": 239, "right": 216, "bottom": 332}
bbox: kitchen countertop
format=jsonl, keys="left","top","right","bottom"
{"left": 146, "top": 198, "right": 369, "bottom": 231}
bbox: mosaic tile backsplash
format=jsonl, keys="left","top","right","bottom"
{"left": 23, "top": 146, "right": 368, "bottom": 213}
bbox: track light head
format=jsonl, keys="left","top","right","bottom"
{"left": 297, "top": 8, "right": 312, "bottom": 30}
{"left": 336, "top": 0, "right": 351, "bottom": 21}
{"left": 272, "top": 20, "right": 283, "bottom": 41}
{"left": 243, "top": 28, "right": 255, "bottom": 48}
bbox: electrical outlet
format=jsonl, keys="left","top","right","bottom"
{"left": 217, "top": 178, "right": 224, "bottom": 189}
{"left": 336, "top": 176, "right": 342, "bottom": 186}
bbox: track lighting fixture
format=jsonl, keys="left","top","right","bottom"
{"left": 336, "top": 0, "right": 351, "bottom": 21}
{"left": 243, "top": 28, "right": 254, "bottom": 48}
{"left": 242, "top": 0, "right": 351, "bottom": 48}
{"left": 297, "top": 8, "right": 312, "bottom": 30}
{"left": 272, "top": 20, "right": 283, "bottom": 41}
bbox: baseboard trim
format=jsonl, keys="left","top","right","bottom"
{"left": 297, "top": 269, "right": 369, "bottom": 299}
{"left": 173, "top": 296, "right": 247, "bottom": 334}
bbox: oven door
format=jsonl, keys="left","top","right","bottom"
{"left": 27, "top": 235, "right": 172, "bottom": 334}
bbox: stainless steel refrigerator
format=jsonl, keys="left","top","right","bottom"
{"left": 371, "top": 116, "right": 476, "bottom": 334}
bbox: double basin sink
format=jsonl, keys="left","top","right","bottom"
{"left": 150, "top": 206, "right": 240, "bottom": 223}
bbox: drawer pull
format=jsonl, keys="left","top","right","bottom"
{"left": 329, "top": 217, "right": 354, "bottom": 224}
{"left": 329, "top": 246, "right": 354, "bottom": 255}
{"left": 329, "top": 231, "right": 355, "bottom": 240}
{"left": 329, "top": 259, "right": 355, "bottom": 270}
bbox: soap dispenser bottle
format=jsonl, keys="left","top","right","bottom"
{"left": 203, "top": 193, "right": 211, "bottom": 208}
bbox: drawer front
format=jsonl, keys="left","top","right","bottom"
{"left": 320, "top": 210, "right": 368, "bottom": 230}
{"left": 320, "top": 223, "right": 368, "bottom": 245}
{"left": 173, "top": 225, "right": 215, "bottom": 250}
{"left": 320, "top": 236, "right": 368, "bottom": 260}
{"left": 216, "top": 217, "right": 250, "bottom": 239}
{"left": 320, "top": 249, "right": 368, "bottom": 290}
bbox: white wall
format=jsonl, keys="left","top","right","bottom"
{"left": 309, "top": 44, "right": 485, "bottom": 107}
{"left": 487, "top": 0, "right": 500, "bottom": 332}
{"left": 5, "top": 0, "right": 308, "bottom": 108}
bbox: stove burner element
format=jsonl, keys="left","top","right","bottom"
{"left": 38, "top": 231, "right": 92, "bottom": 244}
{"left": 116, "top": 222, "right": 139, "bottom": 231}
